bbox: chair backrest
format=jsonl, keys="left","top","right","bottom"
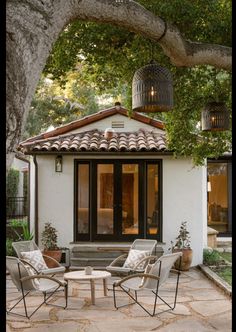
{"left": 6, "top": 256, "right": 38, "bottom": 291}
{"left": 131, "top": 239, "right": 157, "bottom": 254}
{"left": 142, "top": 252, "right": 182, "bottom": 289}
{"left": 12, "top": 240, "right": 39, "bottom": 258}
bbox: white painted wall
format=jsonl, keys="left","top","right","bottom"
{"left": 31, "top": 153, "right": 207, "bottom": 265}
{"left": 161, "top": 157, "right": 207, "bottom": 266}
{"left": 36, "top": 155, "right": 74, "bottom": 249}
{"left": 69, "top": 114, "right": 164, "bottom": 134}
{"left": 28, "top": 114, "right": 208, "bottom": 265}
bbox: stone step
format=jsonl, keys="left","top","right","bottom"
{"left": 217, "top": 242, "right": 232, "bottom": 248}
{"left": 71, "top": 251, "right": 126, "bottom": 258}
{"left": 69, "top": 265, "right": 108, "bottom": 271}
{"left": 70, "top": 257, "right": 117, "bottom": 267}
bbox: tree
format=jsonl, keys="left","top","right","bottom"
{"left": 6, "top": 0, "right": 231, "bottom": 170}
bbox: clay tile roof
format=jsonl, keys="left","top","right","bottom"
{"left": 20, "top": 106, "right": 164, "bottom": 145}
{"left": 18, "top": 129, "right": 168, "bottom": 154}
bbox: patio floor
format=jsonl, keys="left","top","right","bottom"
{"left": 6, "top": 267, "right": 232, "bottom": 332}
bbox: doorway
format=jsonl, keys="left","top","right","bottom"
{"left": 75, "top": 160, "right": 162, "bottom": 241}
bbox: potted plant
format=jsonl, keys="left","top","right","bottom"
{"left": 41, "top": 222, "right": 62, "bottom": 268}
{"left": 170, "top": 221, "right": 193, "bottom": 271}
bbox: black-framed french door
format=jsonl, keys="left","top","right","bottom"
{"left": 74, "top": 159, "right": 162, "bottom": 242}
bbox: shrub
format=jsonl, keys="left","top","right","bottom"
{"left": 6, "top": 238, "right": 16, "bottom": 256}
{"left": 203, "top": 248, "right": 223, "bottom": 266}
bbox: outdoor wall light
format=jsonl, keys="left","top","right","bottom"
{"left": 201, "top": 101, "right": 230, "bottom": 131}
{"left": 55, "top": 155, "right": 63, "bottom": 172}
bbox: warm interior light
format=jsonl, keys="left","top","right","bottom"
{"left": 207, "top": 181, "right": 211, "bottom": 192}
{"left": 150, "top": 86, "right": 155, "bottom": 96}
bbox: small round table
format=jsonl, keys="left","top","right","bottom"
{"left": 64, "top": 270, "right": 111, "bottom": 305}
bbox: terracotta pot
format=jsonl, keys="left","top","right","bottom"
{"left": 173, "top": 248, "right": 193, "bottom": 271}
{"left": 43, "top": 250, "right": 62, "bottom": 268}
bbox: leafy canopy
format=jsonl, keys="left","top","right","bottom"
{"left": 27, "top": 0, "right": 231, "bottom": 165}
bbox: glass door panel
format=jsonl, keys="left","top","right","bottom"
{"left": 208, "top": 162, "right": 228, "bottom": 233}
{"left": 147, "top": 164, "right": 159, "bottom": 235}
{"left": 122, "top": 164, "right": 139, "bottom": 235}
{"left": 97, "top": 164, "right": 114, "bottom": 234}
{"left": 77, "top": 164, "right": 89, "bottom": 234}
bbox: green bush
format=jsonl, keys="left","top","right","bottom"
{"left": 6, "top": 168, "right": 20, "bottom": 197}
{"left": 6, "top": 168, "right": 20, "bottom": 216}
{"left": 203, "top": 249, "right": 224, "bottom": 266}
{"left": 6, "top": 238, "right": 16, "bottom": 256}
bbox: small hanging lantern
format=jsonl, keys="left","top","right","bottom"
{"left": 201, "top": 101, "right": 230, "bottom": 131}
{"left": 132, "top": 60, "right": 173, "bottom": 113}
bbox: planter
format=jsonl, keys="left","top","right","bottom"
{"left": 43, "top": 250, "right": 62, "bottom": 268}
{"left": 173, "top": 248, "right": 193, "bottom": 271}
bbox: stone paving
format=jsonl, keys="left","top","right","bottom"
{"left": 6, "top": 267, "right": 232, "bottom": 332}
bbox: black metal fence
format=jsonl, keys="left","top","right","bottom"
{"left": 6, "top": 197, "right": 28, "bottom": 223}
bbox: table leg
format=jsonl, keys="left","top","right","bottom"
{"left": 90, "top": 280, "right": 95, "bottom": 305}
{"left": 103, "top": 278, "right": 108, "bottom": 296}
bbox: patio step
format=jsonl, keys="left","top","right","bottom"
{"left": 216, "top": 237, "right": 231, "bottom": 248}
{"left": 70, "top": 257, "right": 117, "bottom": 268}
{"left": 68, "top": 242, "right": 164, "bottom": 269}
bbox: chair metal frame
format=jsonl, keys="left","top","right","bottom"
{"left": 12, "top": 240, "right": 65, "bottom": 276}
{"left": 112, "top": 253, "right": 182, "bottom": 317}
{"left": 106, "top": 239, "right": 158, "bottom": 275}
{"left": 6, "top": 256, "right": 68, "bottom": 319}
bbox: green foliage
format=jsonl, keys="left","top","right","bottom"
{"left": 6, "top": 169, "right": 20, "bottom": 216}
{"left": 214, "top": 267, "right": 232, "bottom": 285}
{"left": 203, "top": 248, "right": 223, "bottom": 265}
{"left": 8, "top": 220, "right": 34, "bottom": 241}
{"left": 219, "top": 252, "right": 232, "bottom": 263}
{"left": 41, "top": 222, "right": 59, "bottom": 250}
{"left": 6, "top": 168, "right": 20, "bottom": 197}
{"left": 9, "top": 219, "right": 27, "bottom": 227}
{"left": 171, "top": 221, "right": 191, "bottom": 249}
{"left": 6, "top": 238, "right": 16, "bottom": 256}
{"left": 27, "top": 0, "right": 232, "bottom": 165}
{"left": 21, "top": 224, "right": 34, "bottom": 241}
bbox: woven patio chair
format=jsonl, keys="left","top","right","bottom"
{"left": 112, "top": 252, "right": 182, "bottom": 316}
{"left": 12, "top": 240, "right": 65, "bottom": 276}
{"left": 6, "top": 256, "right": 68, "bottom": 319}
{"left": 106, "top": 239, "right": 158, "bottom": 275}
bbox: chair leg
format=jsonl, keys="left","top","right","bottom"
{"left": 6, "top": 290, "right": 31, "bottom": 319}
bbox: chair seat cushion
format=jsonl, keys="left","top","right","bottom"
{"left": 123, "top": 249, "right": 150, "bottom": 270}
{"left": 21, "top": 250, "right": 48, "bottom": 272}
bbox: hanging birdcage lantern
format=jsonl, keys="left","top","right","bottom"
{"left": 132, "top": 60, "right": 173, "bottom": 113}
{"left": 201, "top": 101, "right": 230, "bottom": 131}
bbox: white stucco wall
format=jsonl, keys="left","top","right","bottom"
{"left": 31, "top": 153, "right": 207, "bottom": 266}
{"left": 69, "top": 114, "right": 164, "bottom": 134}
{"left": 28, "top": 114, "right": 208, "bottom": 265}
{"left": 161, "top": 157, "right": 207, "bottom": 266}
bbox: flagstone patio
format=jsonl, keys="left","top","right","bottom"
{"left": 6, "top": 267, "right": 232, "bottom": 332}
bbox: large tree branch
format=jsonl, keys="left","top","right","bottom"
{"left": 61, "top": 0, "right": 231, "bottom": 71}
{"left": 6, "top": 0, "right": 231, "bottom": 170}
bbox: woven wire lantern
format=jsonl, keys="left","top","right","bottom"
{"left": 201, "top": 101, "right": 230, "bottom": 131}
{"left": 132, "top": 60, "right": 173, "bottom": 112}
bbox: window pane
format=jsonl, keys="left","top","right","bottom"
{"left": 97, "top": 164, "right": 114, "bottom": 234}
{"left": 122, "top": 164, "right": 139, "bottom": 234}
{"left": 147, "top": 164, "right": 159, "bottom": 235}
{"left": 208, "top": 163, "right": 228, "bottom": 233}
{"left": 78, "top": 164, "right": 89, "bottom": 234}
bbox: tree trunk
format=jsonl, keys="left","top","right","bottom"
{"left": 6, "top": 0, "right": 231, "bottom": 171}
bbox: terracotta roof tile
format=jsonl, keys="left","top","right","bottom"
{"left": 20, "top": 106, "right": 164, "bottom": 144}
{"left": 18, "top": 129, "right": 168, "bottom": 154}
